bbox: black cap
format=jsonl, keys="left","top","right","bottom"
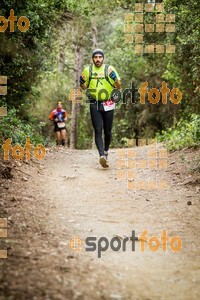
{"left": 92, "top": 48, "right": 104, "bottom": 58}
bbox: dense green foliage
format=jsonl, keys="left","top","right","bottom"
{"left": 0, "top": 0, "right": 199, "bottom": 150}
{"left": 0, "top": 108, "right": 46, "bottom": 145}
{"left": 156, "top": 114, "right": 200, "bottom": 150}
{"left": 0, "top": 0, "right": 72, "bottom": 145}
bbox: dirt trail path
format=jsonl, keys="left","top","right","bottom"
{"left": 0, "top": 146, "right": 199, "bottom": 300}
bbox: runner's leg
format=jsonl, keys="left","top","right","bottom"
{"left": 102, "top": 109, "right": 114, "bottom": 152}
{"left": 56, "top": 131, "right": 61, "bottom": 145}
{"left": 61, "top": 129, "right": 66, "bottom": 146}
{"left": 90, "top": 103, "right": 104, "bottom": 156}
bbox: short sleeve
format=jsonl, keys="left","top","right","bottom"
{"left": 49, "top": 111, "right": 54, "bottom": 120}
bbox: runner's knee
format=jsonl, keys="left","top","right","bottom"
{"left": 94, "top": 126, "right": 102, "bottom": 135}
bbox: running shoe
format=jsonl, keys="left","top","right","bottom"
{"left": 99, "top": 156, "right": 109, "bottom": 168}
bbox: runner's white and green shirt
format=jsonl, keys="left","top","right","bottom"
{"left": 81, "top": 64, "right": 120, "bottom": 101}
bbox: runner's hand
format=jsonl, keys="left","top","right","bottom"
{"left": 80, "top": 74, "right": 86, "bottom": 84}
{"left": 109, "top": 70, "right": 117, "bottom": 81}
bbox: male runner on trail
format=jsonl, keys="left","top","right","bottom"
{"left": 80, "top": 49, "right": 121, "bottom": 168}
{"left": 49, "top": 102, "right": 68, "bottom": 146}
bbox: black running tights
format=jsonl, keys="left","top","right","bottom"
{"left": 90, "top": 103, "right": 114, "bottom": 157}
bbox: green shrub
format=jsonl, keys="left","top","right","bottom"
{"left": 156, "top": 114, "right": 200, "bottom": 150}
{"left": 0, "top": 108, "right": 46, "bottom": 147}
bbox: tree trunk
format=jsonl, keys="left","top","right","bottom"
{"left": 92, "top": 23, "right": 98, "bottom": 49}
{"left": 70, "top": 45, "right": 84, "bottom": 149}
{"left": 58, "top": 26, "right": 68, "bottom": 73}
{"left": 92, "top": 22, "right": 98, "bottom": 149}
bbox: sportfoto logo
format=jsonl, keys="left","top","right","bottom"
{"left": 0, "top": 218, "right": 7, "bottom": 259}
{"left": 0, "top": 76, "right": 7, "bottom": 117}
{"left": 68, "top": 81, "right": 182, "bottom": 105}
{"left": 2, "top": 138, "right": 46, "bottom": 161}
{"left": 115, "top": 139, "right": 168, "bottom": 190}
{"left": 68, "top": 230, "right": 182, "bottom": 258}
{"left": 0, "top": 9, "right": 30, "bottom": 33}
{"left": 0, "top": 76, "right": 7, "bottom": 96}
{"left": 124, "top": 2, "right": 176, "bottom": 54}
{"left": 69, "top": 88, "right": 83, "bottom": 104}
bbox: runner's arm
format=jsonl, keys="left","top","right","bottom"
{"left": 80, "top": 69, "right": 89, "bottom": 90}
{"left": 64, "top": 111, "right": 67, "bottom": 122}
{"left": 109, "top": 67, "right": 121, "bottom": 89}
{"left": 114, "top": 80, "right": 121, "bottom": 89}
{"left": 80, "top": 74, "right": 88, "bottom": 90}
{"left": 49, "top": 111, "right": 55, "bottom": 121}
